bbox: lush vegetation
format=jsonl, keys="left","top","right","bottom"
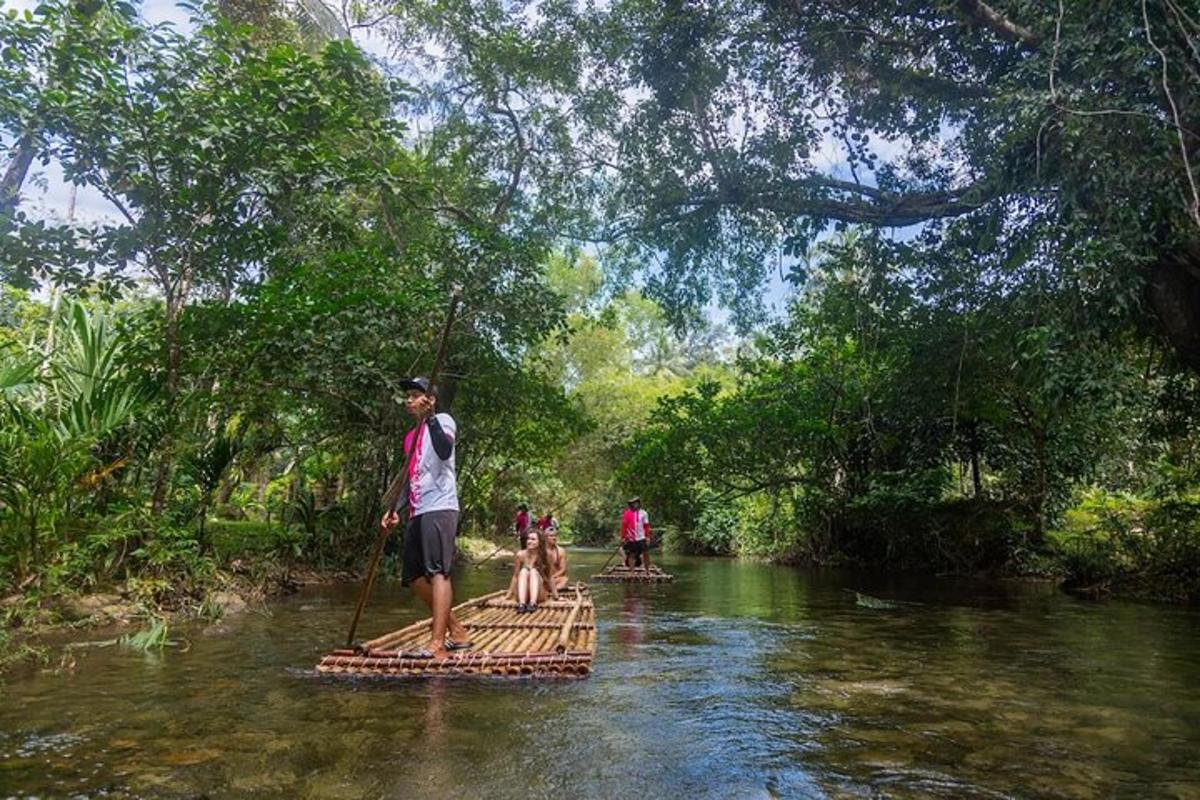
{"left": 2, "top": 0, "right": 1199, "bottom": 639}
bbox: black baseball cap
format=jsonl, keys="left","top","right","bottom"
{"left": 399, "top": 376, "right": 432, "bottom": 394}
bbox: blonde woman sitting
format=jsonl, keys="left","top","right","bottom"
{"left": 508, "top": 529, "right": 558, "bottom": 613}
{"left": 545, "top": 524, "right": 569, "bottom": 591}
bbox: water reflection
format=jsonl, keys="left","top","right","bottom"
{"left": 616, "top": 591, "right": 647, "bottom": 650}
{"left": 0, "top": 553, "right": 1197, "bottom": 799}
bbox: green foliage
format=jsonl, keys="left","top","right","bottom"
{"left": 625, "top": 230, "right": 1197, "bottom": 578}
{"left": 119, "top": 617, "right": 172, "bottom": 652}
{"left": 0, "top": 299, "right": 145, "bottom": 581}
{"left": 1050, "top": 490, "right": 1200, "bottom": 600}
{"left": 2, "top": 0, "right": 1199, "bottom": 615}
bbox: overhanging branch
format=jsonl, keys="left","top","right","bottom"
{"left": 648, "top": 175, "right": 996, "bottom": 229}
{"left": 955, "top": 0, "right": 1041, "bottom": 48}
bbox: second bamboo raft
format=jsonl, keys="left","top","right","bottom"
{"left": 317, "top": 583, "right": 595, "bottom": 678}
{"left": 591, "top": 564, "right": 674, "bottom": 583}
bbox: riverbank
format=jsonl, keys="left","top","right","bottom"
{"left": 0, "top": 559, "right": 361, "bottom": 675}
{"left": 662, "top": 493, "right": 1200, "bottom": 605}
{"left": 1, "top": 534, "right": 521, "bottom": 676}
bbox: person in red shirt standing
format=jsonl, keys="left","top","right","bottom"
{"left": 620, "top": 497, "right": 652, "bottom": 568}
{"left": 514, "top": 502, "right": 531, "bottom": 549}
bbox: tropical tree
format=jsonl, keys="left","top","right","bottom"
{"left": 1, "top": 1, "right": 403, "bottom": 512}
{"left": 0, "top": 301, "right": 144, "bottom": 579}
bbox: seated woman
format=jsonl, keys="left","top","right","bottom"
{"left": 545, "top": 525, "right": 569, "bottom": 591}
{"left": 507, "top": 529, "right": 558, "bottom": 613}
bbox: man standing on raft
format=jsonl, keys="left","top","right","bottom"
{"left": 381, "top": 377, "right": 472, "bottom": 659}
{"left": 621, "top": 497, "right": 652, "bottom": 569}
{"left": 514, "top": 502, "right": 531, "bottom": 549}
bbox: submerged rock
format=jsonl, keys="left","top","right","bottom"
{"left": 208, "top": 591, "right": 248, "bottom": 616}
{"left": 65, "top": 593, "right": 134, "bottom": 623}
{"left": 855, "top": 592, "right": 899, "bottom": 610}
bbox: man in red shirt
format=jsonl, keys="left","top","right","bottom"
{"left": 620, "top": 497, "right": 652, "bottom": 568}
{"left": 514, "top": 502, "right": 531, "bottom": 548}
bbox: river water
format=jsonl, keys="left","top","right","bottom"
{"left": 2, "top": 551, "right": 1198, "bottom": 799}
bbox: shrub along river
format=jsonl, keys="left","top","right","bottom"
{"left": 2, "top": 550, "right": 1198, "bottom": 798}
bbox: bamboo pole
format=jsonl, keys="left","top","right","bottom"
{"left": 506, "top": 626, "right": 537, "bottom": 655}
{"left": 472, "top": 540, "right": 512, "bottom": 568}
{"left": 471, "top": 627, "right": 510, "bottom": 653}
{"left": 598, "top": 542, "right": 624, "bottom": 572}
{"left": 555, "top": 587, "right": 584, "bottom": 654}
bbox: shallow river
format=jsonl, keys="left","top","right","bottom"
{"left": 2, "top": 551, "right": 1199, "bottom": 799}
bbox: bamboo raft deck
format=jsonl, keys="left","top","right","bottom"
{"left": 591, "top": 564, "right": 674, "bottom": 583}
{"left": 317, "top": 584, "right": 595, "bottom": 678}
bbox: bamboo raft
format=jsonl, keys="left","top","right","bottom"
{"left": 317, "top": 584, "right": 595, "bottom": 678}
{"left": 591, "top": 564, "right": 674, "bottom": 583}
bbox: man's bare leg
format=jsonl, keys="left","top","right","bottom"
{"left": 643, "top": 548, "right": 652, "bottom": 569}
{"left": 410, "top": 576, "right": 469, "bottom": 653}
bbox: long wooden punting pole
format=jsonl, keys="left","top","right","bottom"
{"left": 344, "top": 289, "right": 462, "bottom": 649}
{"left": 555, "top": 586, "right": 584, "bottom": 653}
{"left": 472, "top": 540, "right": 510, "bottom": 569}
{"left": 598, "top": 542, "right": 624, "bottom": 572}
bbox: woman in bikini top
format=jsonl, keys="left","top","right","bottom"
{"left": 508, "top": 530, "right": 554, "bottom": 613}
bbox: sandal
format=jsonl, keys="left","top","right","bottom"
{"left": 401, "top": 648, "right": 435, "bottom": 659}
{"left": 445, "top": 638, "right": 473, "bottom": 651}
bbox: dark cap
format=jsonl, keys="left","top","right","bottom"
{"left": 399, "top": 376, "right": 432, "bottom": 394}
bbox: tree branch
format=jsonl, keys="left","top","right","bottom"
{"left": 955, "top": 0, "right": 1041, "bottom": 47}
{"left": 646, "top": 174, "right": 996, "bottom": 229}
{"left": 490, "top": 95, "right": 530, "bottom": 224}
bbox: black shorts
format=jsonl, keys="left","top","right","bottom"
{"left": 623, "top": 540, "right": 647, "bottom": 556}
{"left": 401, "top": 510, "right": 459, "bottom": 586}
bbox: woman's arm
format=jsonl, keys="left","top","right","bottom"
{"left": 506, "top": 553, "right": 522, "bottom": 598}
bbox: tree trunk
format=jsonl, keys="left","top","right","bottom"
{"left": 150, "top": 297, "right": 182, "bottom": 515}
{"left": 216, "top": 475, "right": 238, "bottom": 506}
{"left": 1147, "top": 246, "right": 1200, "bottom": 373}
{"left": 968, "top": 423, "right": 983, "bottom": 497}
{"left": 27, "top": 508, "right": 38, "bottom": 578}
{"left": 1030, "top": 426, "right": 1047, "bottom": 547}
{"left": 0, "top": 137, "right": 36, "bottom": 219}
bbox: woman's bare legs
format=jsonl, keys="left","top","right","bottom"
{"left": 517, "top": 569, "right": 531, "bottom": 605}
{"left": 527, "top": 570, "right": 542, "bottom": 608}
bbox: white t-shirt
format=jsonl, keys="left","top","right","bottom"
{"left": 404, "top": 412, "right": 458, "bottom": 515}
{"left": 633, "top": 509, "right": 649, "bottom": 541}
